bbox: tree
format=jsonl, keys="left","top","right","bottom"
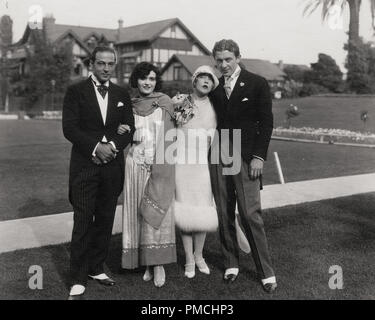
{"left": 22, "top": 29, "right": 72, "bottom": 109}
{"left": 283, "top": 65, "right": 308, "bottom": 83}
{"left": 0, "top": 14, "right": 12, "bottom": 53}
{"left": 343, "top": 37, "right": 375, "bottom": 93}
{"left": 303, "top": 0, "right": 375, "bottom": 45}
{"left": 303, "top": 0, "right": 375, "bottom": 93}
{"left": 304, "top": 53, "right": 343, "bottom": 92}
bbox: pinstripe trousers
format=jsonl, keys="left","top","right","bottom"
{"left": 69, "top": 161, "right": 122, "bottom": 286}
{"left": 209, "top": 160, "right": 275, "bottom": 279}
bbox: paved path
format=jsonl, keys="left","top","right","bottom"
{"left": 1, "top": 173, "right": 374, "bottom": 254}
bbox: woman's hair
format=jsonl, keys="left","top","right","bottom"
{"left": 129, "top": 62, "right": 163, "bottom": 91}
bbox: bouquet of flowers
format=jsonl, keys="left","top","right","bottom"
{"left": 172, "top": 93, "right": 196, "bottom": 126}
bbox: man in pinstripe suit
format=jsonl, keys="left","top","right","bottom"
{"left": 62, "top": 46, "right": 134, "bottom": 299}
{"left": 209, "top": 39, "right": 277, "bottom": 293}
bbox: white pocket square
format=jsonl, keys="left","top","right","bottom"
{"left": 117, "top": 102, "right": 124, "bottom": 107}
{"left": 241, "top": 97, "right": 249, "bottom": 102}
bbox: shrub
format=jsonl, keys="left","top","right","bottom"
{"left": 299, "top": 83, "right": 331, "bottom": 97}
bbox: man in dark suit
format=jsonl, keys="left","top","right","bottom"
{"left": 62, "top": 46, "right": 134, "bottom": 299}
{"left": 209, "top": 39, "right": 277, "bottom": 293}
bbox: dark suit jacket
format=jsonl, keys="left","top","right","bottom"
{"left": 62, "top": 78, "right": 135, "bottom": 198}
{"left": 210, "top": 68, "right": 273, "bottom": 161}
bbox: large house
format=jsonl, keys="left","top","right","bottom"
{"left": 7, "top": 16, "right": 210, "bottom": 84}
{"left": 162, "top": 54, "right": 286, "bottom": 92}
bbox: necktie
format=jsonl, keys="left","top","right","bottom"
{"left": 96, "top": 84, "right": 108, "bottom": 99}
{"left": 224, "top": 76, "right": 233, "bottom": 99}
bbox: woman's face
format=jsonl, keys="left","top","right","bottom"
{"left": 194, "top": 74, "right": 214, "bottom": 97}
{"left": 137, "top": 71, "right": 157, "bottom": 96}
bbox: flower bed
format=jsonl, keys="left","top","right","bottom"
{"left": 273, "top": 126, "right": 375, "bottom": 145}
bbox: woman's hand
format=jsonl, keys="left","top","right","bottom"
{"left": 117, "top": 124, "right": 131, "bottom": 135}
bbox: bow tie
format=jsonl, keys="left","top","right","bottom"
{"left": 92, "top": 79, "right": 109, "bottom": 98}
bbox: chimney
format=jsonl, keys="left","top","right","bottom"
{"left": 278, "top": 60, "right": 284, "bottom": 70}
{"left": 117, "top": 18, "right": 123, "bottom": 42}
{"left": 43, "top": 14, "right": 55, "bottom": 38}
{"left": 118, "top": 18, "right": 124, "bottom": 29}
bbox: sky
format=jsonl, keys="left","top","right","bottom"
{"left": 1, "top": 0, "right": 374, "bottom": 71}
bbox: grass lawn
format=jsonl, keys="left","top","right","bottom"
{"left": 1, "top": 118, "right": 375, "bottom": 221}
{"left": 273, "top": 96, "right": 375, "bottom": 133}
{"left": 0, "top": 193, "right": 374, "bottom": 300}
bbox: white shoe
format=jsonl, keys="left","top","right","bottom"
{"left": 143, "top": 267, "right": 153, "bottom": 281}
{"left": 184, "top": 263, "right": 195, "bottom": 278}
{"left": 69, "top": 284, "right": 85, "bottom": 296}
{"left": 153, "top": 266, "right": 166, "bottom": 288}
{"left": 195, "top": 257, "right": 210, "bottom": 275}
{"left": 88, "top": 273, "right": 109, "bottom": 280}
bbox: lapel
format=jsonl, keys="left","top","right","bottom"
{"left": 228, "top": 69, "right": 246, "bottom": 105}
{"left": 83, "top": 78, "right": 103, "bottom": 125}
{"left": 106, "top": 81, "right": 117, "bottom": 126}
{"left": 219, "top": 76, "right": 229, "bottom": 107}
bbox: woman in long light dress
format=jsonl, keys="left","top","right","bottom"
{"left": 173, "top": 66, "right": 219, "bottom": 278}
{"left": 119, "top": 62, "right": 176, "bottom": 287}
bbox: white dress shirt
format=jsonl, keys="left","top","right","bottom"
{"left": 90, "top": 74, "right": 116, "bottom": 157}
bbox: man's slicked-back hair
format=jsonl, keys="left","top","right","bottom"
{"left": 90, "top": 46, "right": 117, "bottom": 63}
{"left": 212, "top": 39, "right": 240, "bottom": 58}
{"left": 129, "top": 62, "right": 163, "bottom": 91}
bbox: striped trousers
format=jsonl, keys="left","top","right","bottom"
{"left": 69, "top": 162, "right": 122, "bottom": 286}
{"left": 209, "top": 160, "right": 275, "bottom": 280}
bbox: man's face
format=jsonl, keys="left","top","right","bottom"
{"left": 214, "top": 50, "right": 240, "bottom": 77}
{"left": 90, "top": 51, "right": 116, "bottom": 83}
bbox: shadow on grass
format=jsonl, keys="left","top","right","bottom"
{"left": 1, "top": 193, "right": 374, "bottom": 299}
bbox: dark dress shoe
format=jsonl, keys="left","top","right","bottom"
{"left": 89, "top": 276, "right": 116, "bottom": 286}
{"left": 223, "top": 273, "right": 238, "bottom": 283}
{"left": 67, "top": 293, "right": 84, "bottom": 300}
{"left": 262, "top": 282, "right": 277, "bottom": 293}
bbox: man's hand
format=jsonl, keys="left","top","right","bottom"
{"left": 96, "top": 142, "right": 116, "bottom": 164}
{"left": 92, "top": 156, "right": 102, "bottom": 165}
{"left": 249, "top": 158, "right": 263, "bottom": 180}
{"left": 117, "top": 124, "right": 131, "bottom": 135}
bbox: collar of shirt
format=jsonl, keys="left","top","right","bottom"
{"left": 90, "top": 74, "right": 109, "bottom": 88}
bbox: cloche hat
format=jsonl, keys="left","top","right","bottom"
{"left": 191, "top": 65, "right": 219, "bottom": 90}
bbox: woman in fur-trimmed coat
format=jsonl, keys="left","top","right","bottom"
{"left": 172, "top": 66, "right": 219, "bottom": 279}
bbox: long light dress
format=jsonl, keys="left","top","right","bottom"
{"left": 122, "top": 107, "right": 176, "bottom": 269}
{"left": 174, "top": 96, "right": 218, "bottom": 232}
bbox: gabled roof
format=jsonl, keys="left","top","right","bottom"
{"left": 46, "top": 24, "right": 117, "bottom": 43}
{"left": 163, "top": 54, "right": 219, "bottom": 76}
{"left": 162, "top": 54, "right": 286, "bottom": 81}
{"left": 117, "top": 18, "right": 211, "bottom": 55}
{"left": 242, "top": 59, "right": 286, "bottom": 81}
{"left": 13, "top": 23, "right": 116, "bottom": 47}
{"left": 282, "top": 63, "right": 311, "bottom": 71}
{"left": 117, "top": 18, "right": 176, "bottom": 44}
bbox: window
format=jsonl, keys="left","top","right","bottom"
{"left": 171, "top": 25, "right": 176, "bottom": 38}
{"left": 173, "top": 66, "right": 181, "bottom": 80}
{"left": 74, "top": 64, "right": 82, "bottom": 76}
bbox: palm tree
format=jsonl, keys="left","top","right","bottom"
{"left": 303, "top": 0, "right": 375, "bottom": 45}
{"left": 304, "top": 0, "right": 375, "bottom": 93}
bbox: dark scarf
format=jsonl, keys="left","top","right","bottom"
{"left": 132, "top": 92, "right": 171, "bottom": 117}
